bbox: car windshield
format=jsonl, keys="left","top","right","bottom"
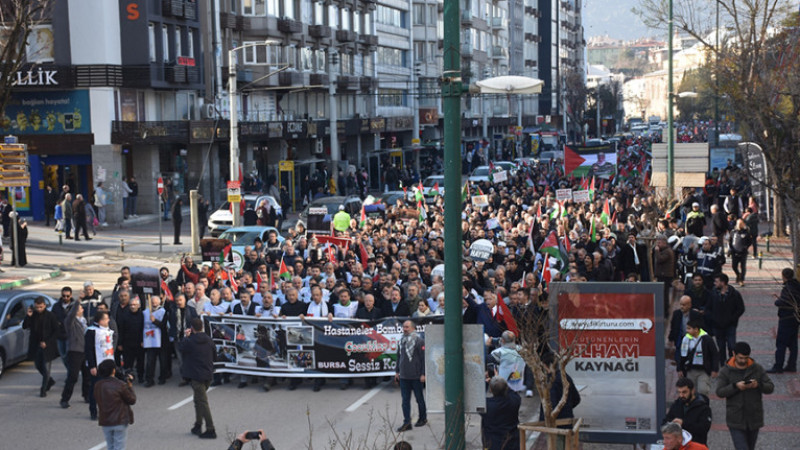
{"left": 472, "top": 167, "right": 489, "bottom": 176}
{"left": 423, "top": 178, "right": 442, "bottom": 187}
{"left": 218, "top": 231, "right": 260, "bottom": 244}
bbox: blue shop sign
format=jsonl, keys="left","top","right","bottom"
{"left": 1, "top": 90, "right": 91, "bottom": 135}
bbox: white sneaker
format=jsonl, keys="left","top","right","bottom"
{"left": 101, "top": 222, "right": 109, "bottom": 227}
{"left": 525, "top": 390, "right": 534, "bottom": 398}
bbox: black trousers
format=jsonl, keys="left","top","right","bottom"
{"left": 732, "top": 252, "right": 747, "bottom": 282}
{"left": 145, "top": 347, "right": 168, "bottom": 383}
{"left": 122, "top": 345, "right": 145, "bottom": 380}
{"left": 61, "top": 351, "right": 88, "bottom": 402}
{"left": 173, "top": 222, "right": 182, "bottom": 244}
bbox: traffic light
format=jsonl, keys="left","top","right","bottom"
{"left": 414, "top": 61, "right": 423, "bottom": 78}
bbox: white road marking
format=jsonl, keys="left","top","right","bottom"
{"left": 167, "top": 386, "right": 215, "bottom": 410}
{"left": 87, "top": 442, "right": 106, "bottom": 450}
{"left": 344, "top": 382, "right": 388, "bottom": 412}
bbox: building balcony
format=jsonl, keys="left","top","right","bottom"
{"left": 360, "top": 76, "right": 376, "bottom": 90}
{"left": 491, "top": 17, "right": 504, "bottom": 29}
{"left": 278, "top": 70, "right": 304, "bottom": 86}
{"left": 337, "top": 75, "right": 360, "bottom": 90}
{"left": 490, "top": 46, "right": 506, "bottom": 59}
{"left": 310, "top": 73, "right": 329, "bottom": 86}
{"left": 358, "top": 33, "right": 379, "bottom": 47}
{"left": 309, "top": 24, "right": 332, "bottom": 38}
{"left": 460, "top": 10, "right": 473, "bottom": 26}
{"left": 162, "top": 0, "right": 183, "bottom": 17}
{"left": 336, "top": 29, "right": 358, "bottom": 42}
{"left": 219, "top": 12, "right": 238, "bottom": 29}
{"left": 461, "top": 43, "right": 473, "bottom": 57}
{"left": 278, "top": 17, "right": 303, "bottom": 33}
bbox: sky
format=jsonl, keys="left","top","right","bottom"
{"left": 582, "top": 0, "right": 655, "bottom": 41}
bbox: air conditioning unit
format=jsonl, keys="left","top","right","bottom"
{"left": 314, "top": 139, "right": 324, "bottom": 154}
{"left": 200, "top": 103, "right": 216, "bottom": 119}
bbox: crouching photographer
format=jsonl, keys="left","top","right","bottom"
{"left": 227, "top": 430, "right": 275, "bottom": 450}
{"left": 94, "top": 359, "right": 136, "bottom": 450}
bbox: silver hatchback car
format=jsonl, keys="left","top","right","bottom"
{"left": 0, "top": 291, "right": 55, "bottom": 378}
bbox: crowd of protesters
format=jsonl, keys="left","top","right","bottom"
{"left": 35, "top": 129, "right": 799, "bottom": 449}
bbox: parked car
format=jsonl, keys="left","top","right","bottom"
{"left": 207, "top": 194, "right": 283, "bottom": 237}
{"left": 217, "top": 226, "right": 285, "bottom": 271}
{"left": 421, "top": 175, "right": 445, "bottom": 203}
{"left": 468, "top": 166, "right": 491, "bottom": 183}
{"left": 494, "top": 161, "right": 518, "bottom": 177}
{"left": 535, "top": 150, "right": 564, "bottom": 165}
{"left": 0, "top": 291, "right": 55, "bottom": 378}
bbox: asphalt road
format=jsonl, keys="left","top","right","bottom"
{"left": 0, "top": 256, "right": 540, "bottom": 450}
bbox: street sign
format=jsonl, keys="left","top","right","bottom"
{"left": 411, "top": 138, "right": 421, "bottom": 145}
{"left": 157, "top": 177, "right": 164, "bottom": 195}
{"left": 278, "top": 160, "right": 294, "bottom": 171}
{"left": 0, "top": 143, "right": 30, "bottom": 188}
{"left": 227, "top": 180, "right": 241, "bottom": 203}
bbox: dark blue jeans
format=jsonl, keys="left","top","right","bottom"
{"left": 729, "top": 427, "right": 759, "bottom": 450}
{"left": 715, "top": 326, "right": 737, "bottom": 365}
{"left": 399, "top": 378, "right": 426, "bottom": 425}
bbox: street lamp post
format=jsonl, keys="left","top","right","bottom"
{"left": 667, "top": 0, "right": 675, "bottom": 194}
{"left": 228, "top": 41, "right": 278, "bottom": 227}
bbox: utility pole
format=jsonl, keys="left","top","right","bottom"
{"left": 328, "top": 49, "right": 340, "bottom": 169}
{"left": 442, "top": 0, "right": 464, "bottom": 446}
{"left": 667, "top": 0, "right": 675, "bottom": 195}
{"left": 229, "top": 48, "right": 242, "bottom": 227}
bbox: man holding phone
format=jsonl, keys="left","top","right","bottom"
{"left": 716, "top": 342, "right": 774, "bottom": 450}
{"left": 178, "top": 318, "right": 216, "bottom": 439}
{"left": 227, "top": 430, "right": 276, "bottom": 450}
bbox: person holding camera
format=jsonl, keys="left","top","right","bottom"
{"left": 94, "top": 359, "right": 136, "bottom": 450}
{"left": 179, "top": 317, "right": 217, "bottom": 439}
{"left": 227, "top": 430, "right": 276, "bottom": 450}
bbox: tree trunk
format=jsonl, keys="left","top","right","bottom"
{"left": 785, "top": 197, "right": 800, "bottom": 271}
{"left": 774, "top": 191, "right": 785, "bottom": 237}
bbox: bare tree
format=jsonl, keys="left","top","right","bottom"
{"left": 563, "top": 69, "right": 587, "bottom": 143}
{"left": 634, "top": 1, "right": 800, "bottom": 267}
{"left": 0, "top": 0, "right": 54, "bottom": 115}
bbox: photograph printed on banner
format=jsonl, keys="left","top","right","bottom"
{"left": 215, "top": 345, "right": 236, "bottom": 364}
{"left": 288, "top": 350, "right": 315, "bottom": 370}
{"left": 252, "top": 322, "right": 289, "bottom": 368}
{"left": 210, "top": 322, "right": 235, "bottom": 341}
{"left": 286, "top": 325, "right": 314, "bottom": 346}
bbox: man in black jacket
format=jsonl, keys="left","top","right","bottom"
{"left": 117, "top": 297, "right": 145, "bottom": 384}
{"left": 664, "top": 377, "right": 712, "bottom": 445}
{"left": 706, "top": 273, "right": 745, "bottom": 364}
{"left": 669, "top": 296, "right": 703, "bottom": 364}
{"left": 51, "top": 286, "right": 74, "bottom": 369}
{"left": 481, "top": 376, "right": 521, "bottom": 450}
{"left": 22, "top": 297, "right": 60, "bottom": 397}
{"left": 179, "top": 318, "right": 217, "bottom": 439}
{"left": 356, "top": 294, "right": 384, "bottom": 320}
{"left": 768, "top": 268, "right": 800, "bottom": 373}
{"left": 395, "top": 320, "right": 426, "bottom": 432}
{"left": 679, "top": 320, "right": 719, "bottom": 397}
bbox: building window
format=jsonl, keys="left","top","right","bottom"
{"left": 363, "top": 12, "right": 372, "bottom": 34}
{"left": 283, "top": 0, "right": 295, "bottom": 19}
{"left": 340, "top": 52, "right": 352, "bottom": 74}
{"left": 378, "top": 89, "right": 406, "bottom": 107}
{"left": 301, "top": 47, "right": 313, "bottom": 71}
{"left": 341, "top": 9, "right": 350, "bottom": 30}
{"left": 300, "top": 0, "right": 312, "bottom": 23}
{"left": 187, "top": 29, "right": 195, "bottom": 58}
{"left": 414, "top": 42, "right": 424, "bottom": 61}
{"left": 242, "top": 0, "right": 266, "bottom": 16}
{"left": 148, "top": 23, "right": 156, "bottom": 62}
{"left": 376, "top": 6, "right": 403, "bottom": 28}
{"left": 175, "top": 27, "right": 182, "bottom": 57}
{"left": 243, "top": 41, "right": 268, "bottom": 64}
{"left": 162, "top": 25, "right": 169, "bottom": 62}
{"left": 377, "top": 46, "right": 406, "bottom": 67}
{"left": 328, "top": 5, "right": 338, "bottom": 28}
{"left": 353, "top": 11, "right": 360, "bottom": 34}
{"left": 314, "top": 2, "right": 324, "bottom": 25}
{"left": 267, "top": 0, "right": 278, "bottom": 16}
{"left": 413, "top": 4, "right": 425, "bottom": 25}
{"left": 314, "top": 49, "right": 324, "bottom": 71}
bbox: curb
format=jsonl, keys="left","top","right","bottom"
{"left": 0, "top": 269, "right": 63, "bottom": 290}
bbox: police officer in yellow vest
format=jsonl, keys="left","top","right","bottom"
{"left": 332, "top": 205, "right": 351, "bottom": 232}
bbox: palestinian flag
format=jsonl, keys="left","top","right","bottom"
{"left": 538, "top": 231, "right": 561, "bottom": 260}
{"left": 278, "top": 257, "right": 291, "bottom": 280}
{"left": 461, "top": 181, "right": 469, "bottom": 203}
{"left": 415, "top": 181, "right": 424, "bottom": 202}
{"left": 564, "top": 145, "right": 617, "bottom": 179}
{"left": 488, "top": 161, "right": 495, "bottom": 182}
{"left": 589, "top": 176, "right": 596, "bottom": 200}
{"left": 564, "top": 145, "right": 586, "bottom": 175}
{"left": 418, "top": 200, "right": 427, "bottom": 223}
{"left": 525, "top": 176, "right": 534, "bottom": 188}
{"left": 589, "top": 218, "right": 597, "bottom": 243}
{"left": 219, "top": 243, "right": 232, "bottom": 265}
{"left": 255, "top": 271, "right": 265, "bottom": 286}
{"left": 601, "top": 198, "right": 611, "bottom": 225}
{"left": 429, "top": 182, "right": 441, "bottom": 196}
{"left": 359, "top": 205, "right": 366, "bottom": 228}
{"left": 476, "top": 185, "right": 485, "bottom": 196}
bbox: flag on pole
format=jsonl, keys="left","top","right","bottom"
{"left": 476, "top": 185, "right": 485, "bottom": 196}
{"left": 417, "top": 200, "right": 427, "bottom": 222}
{"left": 528, "top": 217, "right": 539, "bottom": 253}
{"left": 589, "top": 176, "right": 596, "bottom": 200}
{"left": 359, "top": 205, "right": 366, "bottom": 228}
{"left": 430, "top": 182, "right": 441, "bottom": 196}
{"left": 601, "top": 198, "right": 611, "bottom": 225}
{"left": 590, "top": 218, "right": 597, "bottom": 242}
{"left": 228, "top": 269, "right": 239, "bottom": 294}
{"left": 495, "top": 293, "right": 519, "bottom": 335}
{"left": 255, "top": 271, "right": 265, "bottom": 286}
{"left": 541, "top": 256, "right": 552, "bottom": 285}
{"left": 161, "top": 280, "right": 174, "bottom": 302}
{"left": 278, "top": 257, "right": 291, "bottom": 280}
{"left": 525, "top": 175, "right": 535, "bottom": 188}
{"left": 359, "top": 244, "right": 369, "bottom": 270}
{"left": 521, "top": 271, "right": 527, "bottom": 288}
{"left": 539, "top": 230, "right": 561, "bottom": 261}
{"left": 219, "top": 243, "right": 232, "bottom": 265}
{"left": 461, "top": 180, "right": 469, "bottom": 203}
{"left": 415, "top": 181, "right": 425, "bottom": 202}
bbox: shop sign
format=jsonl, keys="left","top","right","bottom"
{"left": 1, "top": 90, "right": 91, "bottom": 135}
